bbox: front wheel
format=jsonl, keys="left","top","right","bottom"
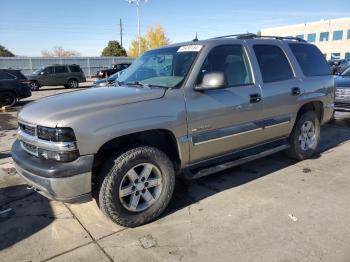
{"left": 30, "top": 81, "right": 40, "bottom": 91}
{"left": 286, "top": 111, "right": 320, "bottom": 160}
{"left": 96, "top": 146, "right": 175, "bottom": 227}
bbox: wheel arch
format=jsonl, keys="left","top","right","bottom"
{"left": 92, "top": 128, "right": 182, "bottom": 179}
{"left": 296, "top": 101, "right": 323, "bottom": 123}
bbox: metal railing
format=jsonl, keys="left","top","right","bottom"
{"left": 0, "top": 57, "right": 135, "bottom": 77}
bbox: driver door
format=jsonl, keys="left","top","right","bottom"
{"left": 39, "top": 66, "right": 54, "bottom": 85}
{"left": 185, "top": 44, "right": 265, "bottom": 163}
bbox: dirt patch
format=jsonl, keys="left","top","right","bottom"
{"left": 0, "top": 113, "right": 17, "bottom": 131}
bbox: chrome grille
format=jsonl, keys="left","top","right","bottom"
{"left": 335, "top": 88, "right": 350, "bottom": 99}
{"left": 21, "top": 141, "right": 38, "bottom": 156}
{"left": 19, "top": 122, "right": 36, "bottom": 136}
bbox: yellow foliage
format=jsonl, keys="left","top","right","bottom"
{"left": 146, "top": 24, "right": 170, "bottom": 49}
{"left": 128, "top": 24, "right": 170, "bottom": 57}
{"left": 128, "top": 36, "right": 148, "bottom": 57}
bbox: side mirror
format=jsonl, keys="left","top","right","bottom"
{"left": 195, "top": 72, "right": 227, "bottom": 91}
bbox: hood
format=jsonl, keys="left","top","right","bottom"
{"left": 335, "top": 76, "right": 350, "bottom": 88}
{"left": 18, "top": 86, "right": 166, "bottom": 127}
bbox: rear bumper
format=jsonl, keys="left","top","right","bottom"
{"left": 17, "top": 86, "right": 32, "bottom": 99}
{"left": 11, "top": 140, "right": 93, "bottom": 203}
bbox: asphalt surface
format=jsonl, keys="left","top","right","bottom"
{"left": 1, "top": 86, "right": 350, "bottom": 262}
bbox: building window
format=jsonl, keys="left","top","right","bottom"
{"left": 331, "top": 53, "right": 341, "bottom": 59}
{"left": 296, "top": 34, "right": 304, "bottom": 40}
{"left": 347, "top": 30, "right": 350, "bottom": 39}
{"left": 307, "top": 33, "right": 316, "bottom": 42}
{"left": 333, "top": 30, "right": 343, "bottom": 41}
{"left": 345, "top": 53, "right": 350, "bottom": 61}
{"left": 319, "top": 32, "right": 329, "bottom": 42}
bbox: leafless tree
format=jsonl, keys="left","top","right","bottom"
{"left": 41, "top": 46, "right": 81, "bottom": 57}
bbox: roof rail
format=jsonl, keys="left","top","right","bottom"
{"left": 211, "top": 33, "right": 306, "bottom": 42}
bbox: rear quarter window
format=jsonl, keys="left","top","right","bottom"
{"left": 289, "top": 43, "right": 331, "bottom": 77}
{"left": 69, "top": 65, "right": 82, "bottom": 72}
{"left": 0, "top": 72, "right": 16, "bottom": 80}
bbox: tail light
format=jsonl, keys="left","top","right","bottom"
{"left": 17, "top": 79, "right": 31, "bottom": 85}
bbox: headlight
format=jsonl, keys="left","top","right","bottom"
{"left": 98, "top": 72, "right": 103, "bottom": 75}
{"left": 38, "top": 148, "right": 79, "bottom": 162}
{"left": 37, "top": 126, "right": 76, "bottom": 142}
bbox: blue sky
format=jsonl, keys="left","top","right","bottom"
{"left": 1, "top": 0, "right": 349, "bottom": 56}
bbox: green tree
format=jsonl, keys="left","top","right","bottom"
{"left": 101, "top": 40, "right": 127, "bottom": 57}
{"left": 0, "top": 45, "right": 15, "bottom": 57}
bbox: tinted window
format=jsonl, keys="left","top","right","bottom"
{"left": 253, "top": 45, "right": 294, "bottom": 83}
{"left": 198, "top": 45, "right": 253, "bottom": 87}
{"left": 320, "top": 32, "right": 329, "bottom": 42}
{"left": 43, "top": 67, "right": 54, "bottom": 74}
{"left": 307, "top": 33, "right": 316, "bottom": 42}
{"left": 348, "top": 30, "right": 350, "bottom": 39}
{"left": 345, "top": 53, "right": 350, "bottom": 61}
{"left": 69, "top": 65, "right": 81, "bottom": 72}
{"left": 0, "top": 72, "right": 16, "bottom": 80}
{"left": 331, "top": 53, "right": 341, "bottom": 59}
{"left": 296, "top": 34, "right": 304, "bottom": 40}
{"left": 333, "top": 30, "right": 343, "bottom": 40}
{"left": 289, "top": 43, "right": 331, "bottom": 77}
{"left": 55, "top": 66, "right": 68, "bottom": 73}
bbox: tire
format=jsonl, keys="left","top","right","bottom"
{"left": 0, "top": 92, "right": 17, "bottom": 107}
{"left": 285, "top": 111, "right": 320, "bottom": 160}
{"left": 66, "top": 79, "right": 79, "bottom": 89}
{"left": 96, "top": 146, "right": 175, "bottom": 227}
{"left": 30, "top": 81, "right": 40, "bottom": 91}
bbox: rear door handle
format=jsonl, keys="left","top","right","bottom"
{"left": 291, "top": 87, "right": 301, "bottom": 96}
{"left": 250, "top": 93, "right": 261, "bottom": 103}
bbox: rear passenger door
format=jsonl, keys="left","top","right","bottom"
{"left": 248, "top": 42, "right": 301, "bottom": 141}
{"left": 54, "top": 65, "right": 70, "bottom": 85}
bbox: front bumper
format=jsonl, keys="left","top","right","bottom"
{"left": 11, "top": 140, "right": 94, "bottom": 203}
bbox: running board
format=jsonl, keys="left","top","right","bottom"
{"left": 183, "top": 144, "right": 290, "bottom": 180}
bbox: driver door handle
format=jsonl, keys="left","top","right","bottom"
{"left": 250, "top": 93, "right": 262, "bottom": 103}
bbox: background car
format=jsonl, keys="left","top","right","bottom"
{"left": 96, "top": 63, "right": 131, "bottom": 78}
{"left": 27, "top": 64, "right": 86, "bottom": 91}
{"left": 328, "top": 59, "right": 350, "bottom": 75}
{"left": 0, "top": 69, "right": 31, "bottom": 107}
{"left": 335, "top": 66, "right": 350, "bottom": 112}
{"left": 92, "top": 69, "right": 126, "bottom": 88}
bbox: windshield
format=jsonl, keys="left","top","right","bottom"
{"left": 117, "top": 46, "right": 200, "bottom": 88}
{"left": 341, "top": 66, "right": 350, "bottom": 76}
{"left": 32, "top": 66, "right": 45, "bottom": 75}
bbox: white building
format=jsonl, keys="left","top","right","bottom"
{"left": 261, "top": 17, "right": 350, "bottom": 60}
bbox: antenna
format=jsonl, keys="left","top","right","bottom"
{"left": 193, "top": 32, "right": 198, "bottom": 42}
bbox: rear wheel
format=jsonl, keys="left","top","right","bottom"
{"left": 286, "top": 111, "right": 320, "bottom": 160}
{"left": 0, "top": 92, "right": 17, "bottom": 107}
{"left": 96, "top": 146, "right": 175, "bottom": 227}
{"left": 30, "top": 81, "right": 40, "bottom": 91}
{"left": 66, "top": 79, "right": 79, "bottom": 89}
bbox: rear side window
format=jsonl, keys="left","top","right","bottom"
{"left": 55, "top": 66, "right": 68, "bottom": 73}
{"left": 253, "top": 45, "right": 294, "bottom": 83}
{"left": 69, "top": 65, "right": 82, "bottom": 72}
{"left": 289, "top": 43, "right": 331, "bottom": 76}
{"left": 0, "top": 72, "right": 16, "bottom": 80}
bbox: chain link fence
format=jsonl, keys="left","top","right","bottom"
{"left": 0, "top": 57, "right": 134, "bottom": 78}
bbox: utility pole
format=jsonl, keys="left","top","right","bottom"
{"left": 119, "top": 18, "right": 123, "bottom": 48}
{"left": 127, "top": 0, "right": 148, "bottom": 56}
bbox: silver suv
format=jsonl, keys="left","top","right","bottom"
{"left": 12, "top": 34, "right": 334, "bottom": 227}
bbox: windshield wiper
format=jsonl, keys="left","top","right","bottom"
{"left": 124, "top": 81, "right": 145, "bottom": 87}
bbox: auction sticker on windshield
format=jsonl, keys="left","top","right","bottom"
{"left": 177, "top": 45, "right": 203, "bottom": 52}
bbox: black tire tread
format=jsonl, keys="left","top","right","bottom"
{"left": 96, "top": 146, "right": 175, "bottom": 227}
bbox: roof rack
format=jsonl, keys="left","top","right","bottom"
{"left": 211, "top": 33, "right": 306, "bottom": 42}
